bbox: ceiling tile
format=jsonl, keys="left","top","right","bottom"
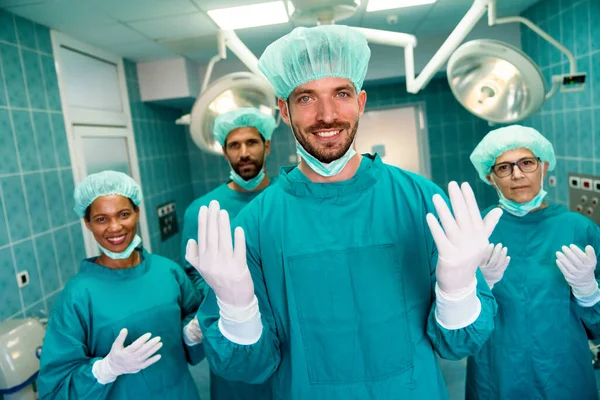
{"left": 97, "top": 0, "right": 200, "bottom": 22}
{"left": 5, "top": 0, "right": 115, "bottom": 29}
{"left": 191, "top": 0, "right": 263, "bottom": 11}
{"left": 110, "top": 40, "right": 178, "bottom": 62}
{"left": 127, "top": 12, "right": 216, "bottom": 40}
{"left": 361, "top": 6, "right": 432, "bottom": 34}
{"left": 160, "top": 33, "right": 219, "bottom": 59}
{"left": 63, "top": 23, "right": 149, "bottom": 48}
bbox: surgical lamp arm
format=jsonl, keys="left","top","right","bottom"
{"left": 355, "top": 0, "right": 492, "bottom": 95}
{"left": 200, "top": 30, "right": 271, "bottom": 94}
{"left": 488, "top": 1, "right": 576, "bottom": 75}
{"left": 179, "top": 30, "right": 273, "bottom": 126}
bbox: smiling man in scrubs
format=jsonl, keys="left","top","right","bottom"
{"left": 185, "top": 25, "right": 503, "bottom": 399}
{"left": 181, "top": 107, "right": 276, "bottom": 400}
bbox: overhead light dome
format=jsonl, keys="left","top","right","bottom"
{"left": 447, "top": 39, "right": 547, "bottom": 124}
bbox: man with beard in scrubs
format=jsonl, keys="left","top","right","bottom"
{"left": 181, "top": 108, "right": 276, "bottom": 399}
{"left": 185, "top": 25, "right": 506, "bottom": 399}
{"left": 466, "top": 125, "right": 600, "bottom": 399}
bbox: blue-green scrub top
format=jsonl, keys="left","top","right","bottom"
{"left": 181, "top": 180, "right": 276, "bottom": 400}
{"left": 197, "top": 154, "right": 498, "bottom": 400}
{"left": 466, "top": 204, "right": 600, "bottom": 399}
{"left": 38, "top": 250, "right": 204, "bottom": 400}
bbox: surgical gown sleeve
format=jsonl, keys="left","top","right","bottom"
{"left": 38, "top": 291, "right": 114, "bottom": 400}
{"left": 196, "top": 205, "right": 282, "bottom": 384}
{"left": 181, "top": 202, "right": 209, "bottom": 295}
{"left": 572, "top": 218, "right": 600, "bottom": 339}
{"left": 172, "top": 264, "right": 205, "bottom": 365}
{"left": 424, "top": 189, "right": 497, "bottom": 360}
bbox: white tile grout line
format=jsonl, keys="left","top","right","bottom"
{"left": 0, "top": 38, "right": 52, "bottom": 57}
{"left": 0, "top": 221, "right": 80, "bottom": 251}
{"left": 15, "top": 17, "right": 50, "bottom": 314}
{"left": 5, "top": 287, "right": 62, "bottom": 320}
{"left": 0, "top": 182, "right": 25, "bottom": 314}
{"left": 0, "top": 105, "right": 62, "bottom": 113}
{"left": 0, "top": 22, "right": 26, "bottom": 316}
{"left": 0, "top": 166, "right": 71, "bottom": 179}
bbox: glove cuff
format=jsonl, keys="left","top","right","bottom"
{"left": 183, "top": 322, "right": 202, "bottom": 346}
{"left": 217, "top": 295, "right": 259, "bottom": 322}
{"left": 572, "top": 282, "right": 600, "bottom": 302}
{"left": 92, "top": 358, "right": 118, "bottom": 385}
{"left": 218, "top": 309, "right": 263, "bottom": 346}
{"left": 435, "top": 280, "right": 481, "bottom": 330}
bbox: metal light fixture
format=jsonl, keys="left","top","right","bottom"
{"left": 447, "top": 39, "right": 546, "bottom": 124}
{"left": 187, "top": 72, "right": 276, "bottom": 155}
{"left": 284, "top": 0, "right": 360, "bottom": 25}
{"left": 176, "top": 30, "right": 277, "bottom": 155}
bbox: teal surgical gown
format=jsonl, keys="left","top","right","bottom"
{"left": 197, "top": 154, "right": 498, "bottom": 400}
{"left": 182, "top": 180, "right": 276, "bottom": 400}
{"left": 466, "top": 204, "right": 600, "bottom": 399}
{"left": 38, "top": 250, "right": 204, "bottom": 400}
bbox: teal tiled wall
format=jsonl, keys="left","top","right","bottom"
{"left": 124, "top": 60, "right": 196, "bottom": 264}
{"left": 0, "top": 9, "right": 83, "bottom": 324}
{"left": 520, "top": 0, "right": 600, "bottom": 206}
{"left": 362, "top": 78, "right": 498, "bottom": 207}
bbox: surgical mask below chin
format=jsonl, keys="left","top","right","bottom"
{"left": 98, "top": 234, "right": 142, "bottom": 260}
{"left": 492, "top": 170, "right": 547, "bottom": 217}
{"left": 229, "top": 163, "right": 265, "bottom": 191}
{"left": 295, "top": 139, "right": 356, "bottom": 177}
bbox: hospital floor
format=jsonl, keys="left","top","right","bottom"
{"left": 189, "top": 358, "right": 600, "bottom": 399}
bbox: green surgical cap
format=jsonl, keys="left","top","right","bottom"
{"left": 214, "top": 108, "right": 276, "bottom": 146}
{"left": 257, "top": 25, "right": 371, "bottom": 100}
{"left": 74, "top": 170, "right": 143, "bottom": 217}
{"left": 470, "top": 125, "right": 556, "bottom": 185}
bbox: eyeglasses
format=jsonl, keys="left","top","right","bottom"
{"left": 490, "top": 157, "right": 541, "bottom": 178}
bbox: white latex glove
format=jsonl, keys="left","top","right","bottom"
{"left": 185, "top": 200, "right": 255, "bottom": 310}
{"left": 92, "top": 329, "right": 162, "bottom": 384}
{"left": 183, "top": 317, "right": 203, "bottom": 346}
{"left": 185, "top": 201, "right": 262, "bottom": 345}
{"left": 480, "top": 243, "right": 511, "bottom": 289}
{"left": 556, "top": 244, "right": 598, "bottom": 299}
{"left": 426, "top": 182, "right": 503, "bottom": 298}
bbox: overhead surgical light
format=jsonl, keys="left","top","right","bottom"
{"left": 178, "top": 0, "right": 588, "bottom": 142}
{"left": 447, "top": 40, "right": 546, "bottom": 124}
{"left": 188, "top": 72, "right": 276, "bottom": 155}
{"left": 284, "top": 0, "right": 360, "bottom": 25}
{"left": 176, "top": 31, "right": 277, "bottom": 155}
{"left": 445, "top": 1, "right": 586, "bottom": 123}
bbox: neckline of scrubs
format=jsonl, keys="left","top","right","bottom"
{"left": 487, "top": 203, "right": 566, "bottom": 223}
{"left": 277, "top": 153, "right": 382, "bottom": 198}
{"left": 80, "top": 249, "right": 149, "bottom": 279}
{"left": 223, "top": 178, "right": 273, "bottom": 200}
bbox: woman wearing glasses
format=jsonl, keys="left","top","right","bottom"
{"left": 465, "top": 125, "right": 600, "bottom": 399}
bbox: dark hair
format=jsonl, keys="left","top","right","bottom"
{"left": 84, "top": 197, "right": 138, "bottom": 222}
{"left": 224, "top": 129, "right": 266, "bottom": 148}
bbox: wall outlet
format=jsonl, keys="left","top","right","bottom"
{"left": 157, "top": 201, "right": 179, "bottom": 242}
{"left": 16, "top": 270, "right": 29, "bottom": 288}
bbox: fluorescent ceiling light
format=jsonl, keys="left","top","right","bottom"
{"left": 366, "top": 0, "right": 437, "bottom": 13}
{"left": 208, "top": 1, "right": 290, "bottom": 30}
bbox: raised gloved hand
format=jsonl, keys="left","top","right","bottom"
{"left": 427, "top": 182, "right": 503, "bottom": 298}
{"left": 183, "top": 317, "right": 203, "bottom": 346}
{"left": 185, "top": 200, "right": 255, "bottom": 310}
{"left": 556, "top": 244, "right": 598, "bottom": 299}
{"left": 480, "top": 243, "right": 510, "bottom": 289}
{"left": 92, "top": 329, "right": 162, "bottom": 384}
